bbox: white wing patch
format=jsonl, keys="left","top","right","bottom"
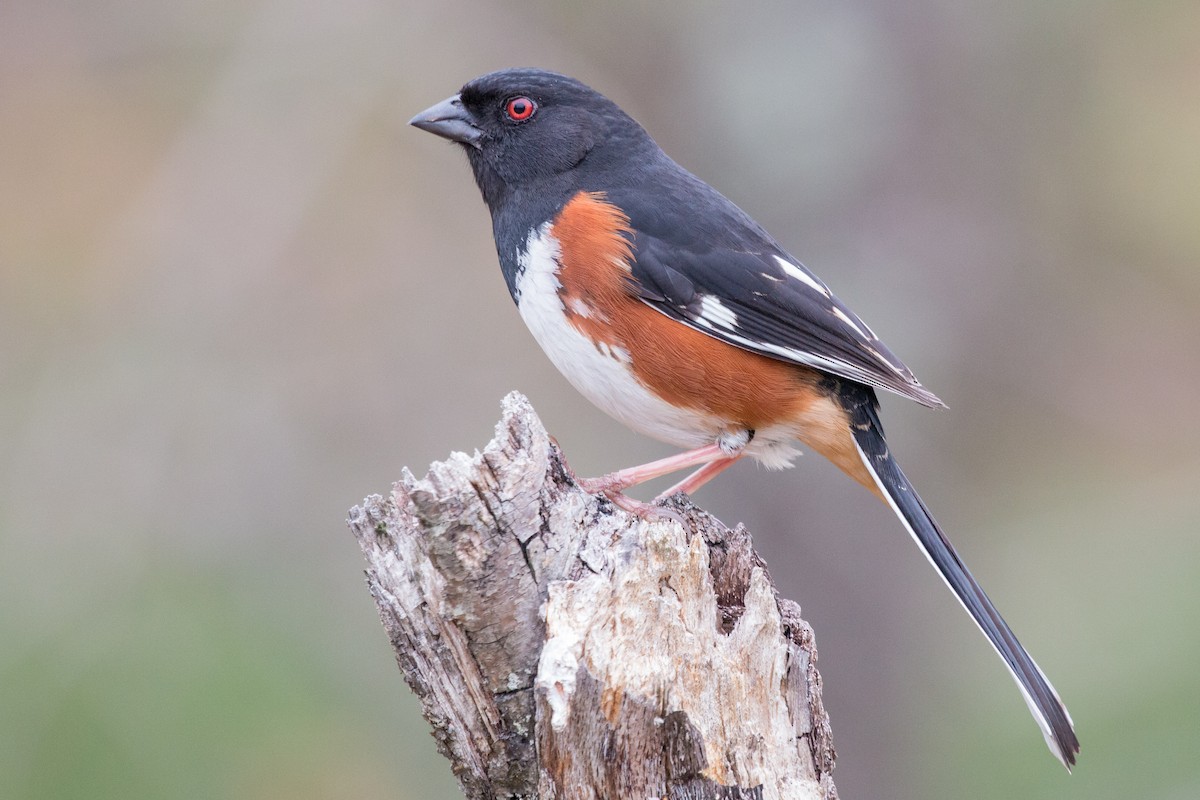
{"left": 831, "top": 306, "right": 868, "bottom": 339}
{"left": 698, "top": 321, "right": 914, "bottom": 394}
{"left": 774, "top": 255, "right": 830, "bottom": 297}
{"left": 698, "top": 295, "right": 738, "bottom": 329}
{"left": 770, "top": 256, "right": 915, "bottom": 384}
{"left": 863, "top": 344, "right": 908, "bottom": 376}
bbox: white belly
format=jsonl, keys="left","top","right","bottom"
{"left": 514, "top": 223, "right": 718, "bottom": 449}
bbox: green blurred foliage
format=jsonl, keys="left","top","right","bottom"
{"left": 2, "top": 1, "right": 1197, "bottom": 798}
{"left": 0, "top": 565, "right": 445, "bottom": 799}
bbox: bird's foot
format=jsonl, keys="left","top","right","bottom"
{"left": 596, "top": 489, "right": 685, "bottom": 524}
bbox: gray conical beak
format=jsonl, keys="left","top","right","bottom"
{"left": 409, "top": 94, "right": 483, "bottom": 148}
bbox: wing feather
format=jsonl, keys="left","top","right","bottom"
{"left": 627, "top": 230, "right": 945, "bottom": 408}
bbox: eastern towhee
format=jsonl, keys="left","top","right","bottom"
{"left": 410, "top": 68, "right": 1078, "bottom": 769}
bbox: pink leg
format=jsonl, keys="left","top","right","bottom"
{"left": 578, "top": 443, "right": 728, "bottom": 495}
{"left": 656, "top": 455, "right": 742, "bottom": 500}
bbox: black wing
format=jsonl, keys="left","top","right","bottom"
{"left": 624, "top": 225, "right": 945, "bottom": 408}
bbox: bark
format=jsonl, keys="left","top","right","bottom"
{"left": 347, "top": 392, "right": 838, "bottom": 800}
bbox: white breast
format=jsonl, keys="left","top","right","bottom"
{"left": 512, "top": 224, "right": 804, "bottom": 469}
{"left": 513, "top": 224, "right": 719, "bottom": 450}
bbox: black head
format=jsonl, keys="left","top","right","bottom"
{"left": 410, "top": 69, "right": 654, "bottom": 212}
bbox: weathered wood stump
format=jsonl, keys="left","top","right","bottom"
{"left": 348, "top": 392, "right": 838, "bottom": 799}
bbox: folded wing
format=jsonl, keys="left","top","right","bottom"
{"left": 627, "top": 231, "right": 945, "bottom": 408}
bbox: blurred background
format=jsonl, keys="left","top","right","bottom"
{"left": 3, "top": 1, "right": 1198, "bottom": 798}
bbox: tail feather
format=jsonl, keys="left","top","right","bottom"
{"left": 843, "top": 385, "right": 1080, "bottom": 769}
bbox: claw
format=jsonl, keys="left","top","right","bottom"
{"left": 601, "top": 490, "right": 686, "bottom": 524}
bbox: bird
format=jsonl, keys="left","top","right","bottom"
{"left": 409, "top": 67, "right": 1079, "bottom": 770}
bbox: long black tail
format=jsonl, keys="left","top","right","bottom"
{"left": 843, "top": 384, "right": 1079, "bottom": 769}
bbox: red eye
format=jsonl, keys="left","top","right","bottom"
{"left": 505, "top": 96, "right": 536, "bottom": 121}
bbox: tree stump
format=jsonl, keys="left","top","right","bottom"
{"left": 347, "top": 392, "right": 838, "bottom": 799}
